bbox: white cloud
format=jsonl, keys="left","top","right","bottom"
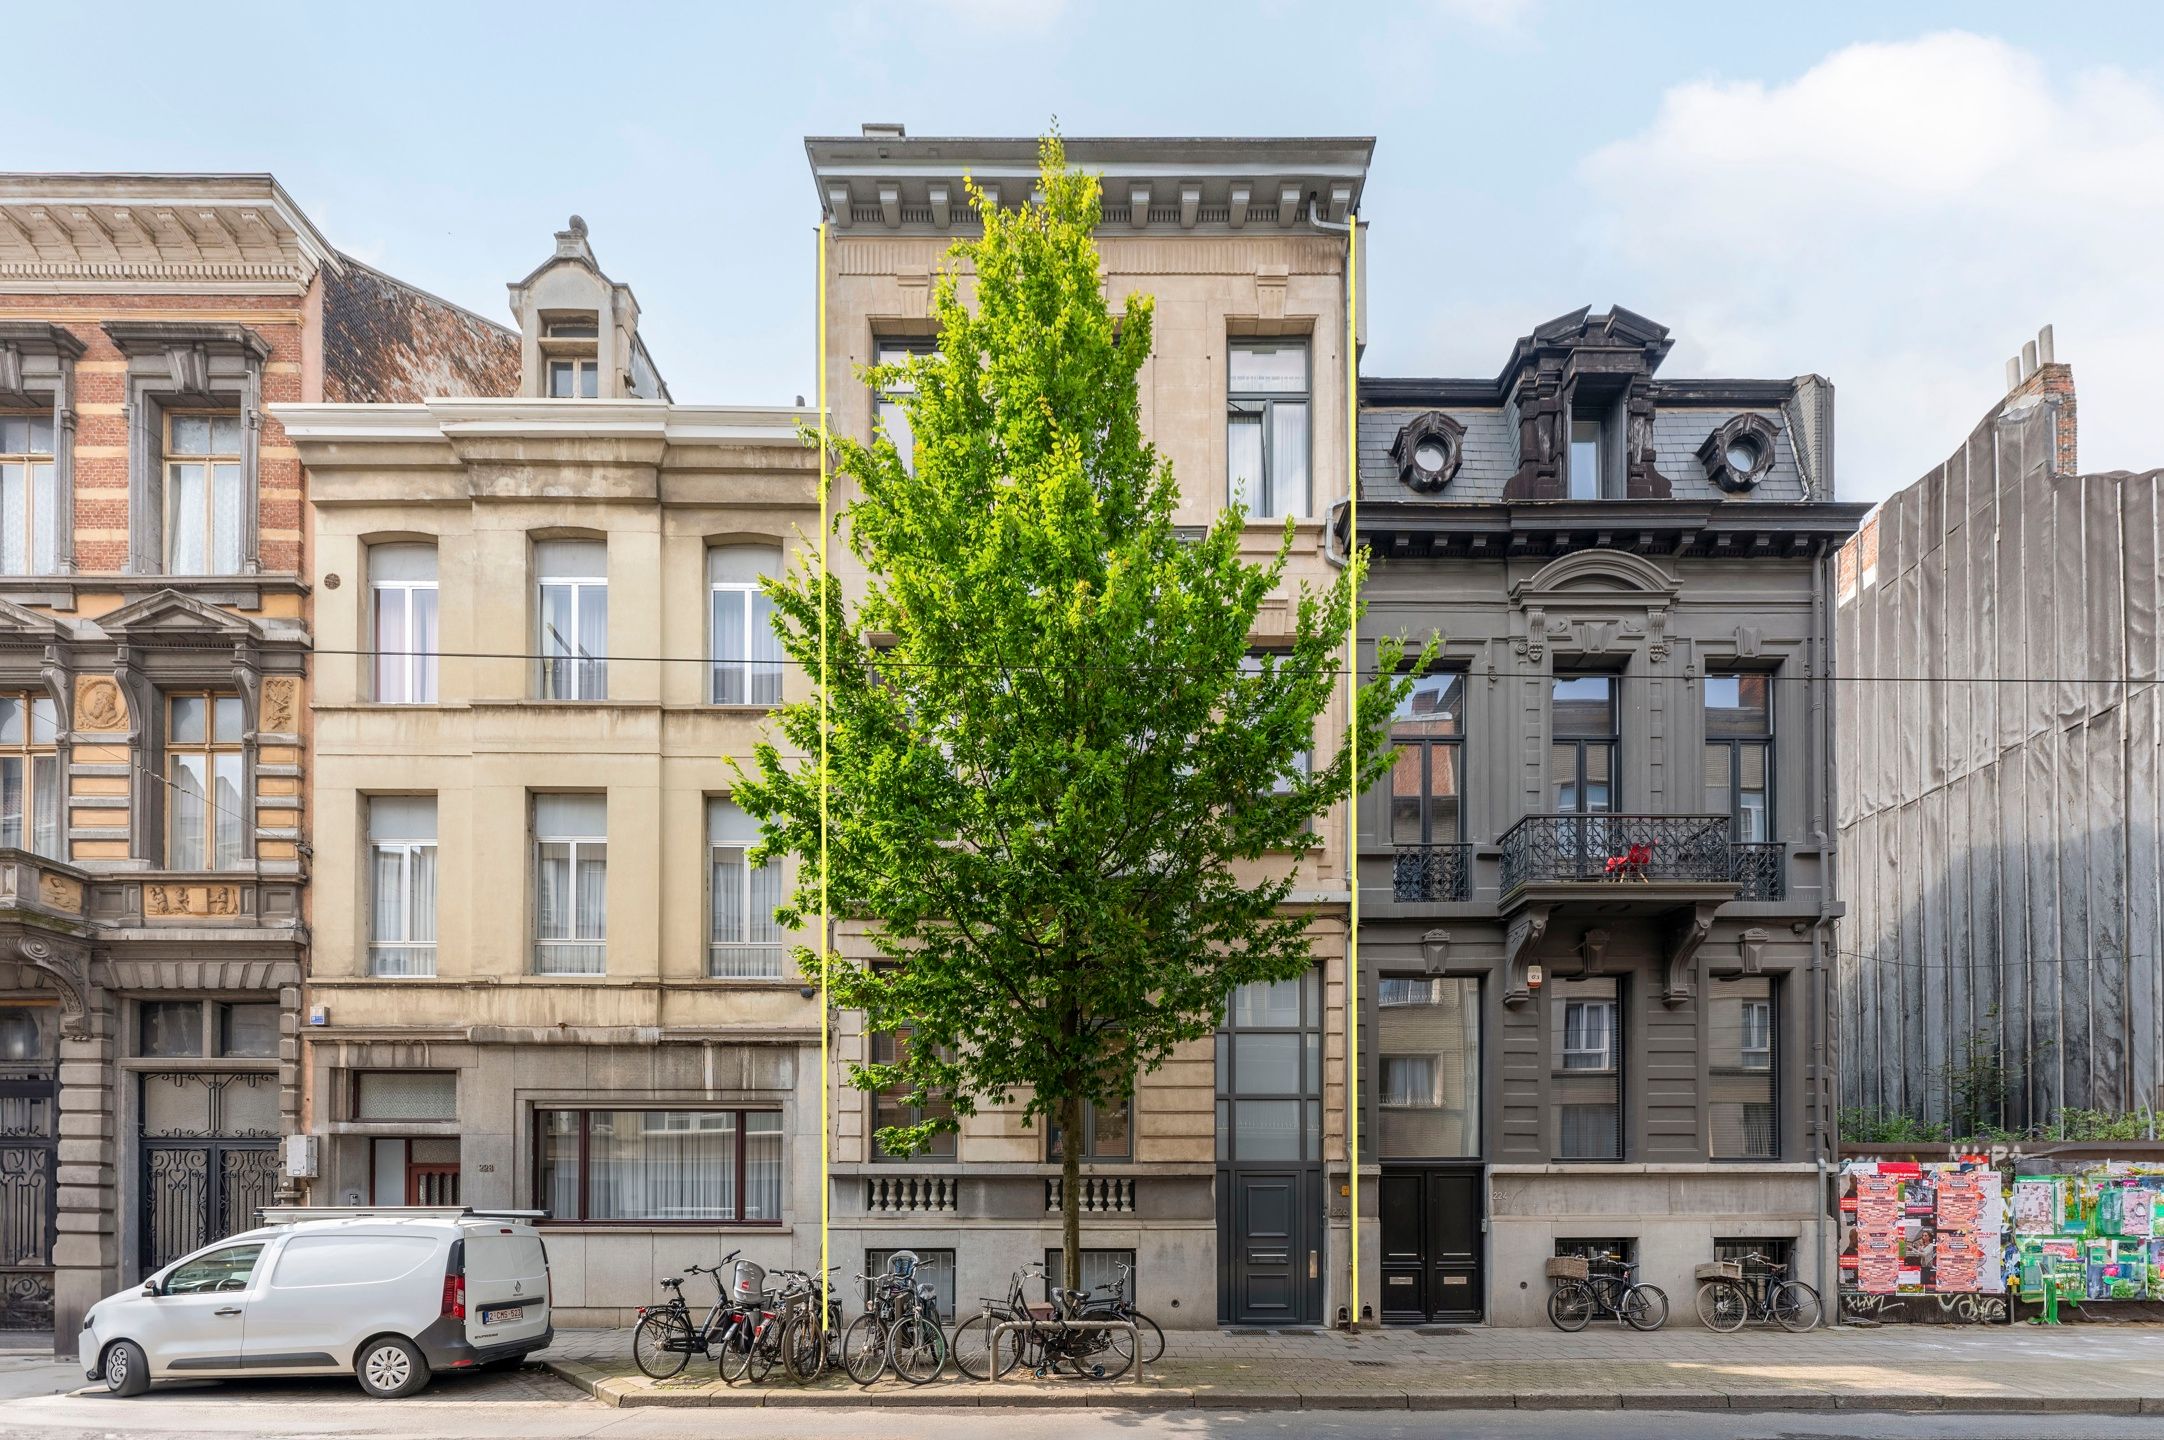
{"left": 1579, "top": 31, "right": 2164, "bottom": 500}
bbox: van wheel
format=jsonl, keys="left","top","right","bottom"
{"left": 355, "top": 1335, "right": 430, "bottom": 1399}
{"left": 103, "top": 1340, "right": 150, "bottom": 1398}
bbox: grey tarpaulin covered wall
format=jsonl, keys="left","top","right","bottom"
{"left": 1836, "top": 358, "right": 2164, "bottom": 1127}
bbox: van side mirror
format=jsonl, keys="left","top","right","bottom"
{"left": 141, "top": 1280, "right": 160, "bottom": 1297}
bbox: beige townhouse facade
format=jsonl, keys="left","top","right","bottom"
{"left": 807, "top": 128, "right": 1376, "bottom": 1326}
{"left": 276, "top": 219, "right": 823, "bottom": 1325}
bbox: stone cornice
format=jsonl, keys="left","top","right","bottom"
{"left": 0, "top": 174, "right": 336, "bottom": 295}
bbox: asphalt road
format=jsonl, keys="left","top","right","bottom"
{"left": 2, "top": 1365, "right": 2163, "bottom": 1440}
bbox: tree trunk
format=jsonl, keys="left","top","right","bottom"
{"left": 1060, "top": 1090, "right": 1083, "bottom": 1297}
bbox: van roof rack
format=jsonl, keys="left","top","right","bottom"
{"left": 254, "top": 1205, "right": 549, "bottom": 1224}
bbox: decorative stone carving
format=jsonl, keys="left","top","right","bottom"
{"left": 1663, "top": 902, "right": 1721, "bottom": 1007}
{"left": 13, "top": 935, "right": 92, "bottom": 1037}
{"left": 1502, "top": 905, "right": 1553, "bottom": 1005}
{"left": 1419, "top": 928, "right": 1453, "bottom": 974}
{"left": 145, "top": 883, "right": 241, "bottom": 918}
{"left": 1388, "top": 411, "right": 1466, "bottom": 494}
{"left": 259, "top": 677, "right": 298, "bottom": 734}
{"left": 1579, "top": 928, "right": 1610, "bottom": 975}
{"left": 1697, "top": 413, "right": 1781, "bottom": 493}
{"left": 76, "top": 676, "right": 126, "bottom": 731}
{"left": 1739, "top": 927, "right": 1770, "bottom": 975}
{"left": 36, "top": 871, "right": 82, "bottom": 913}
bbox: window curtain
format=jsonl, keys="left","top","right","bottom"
{"left": 30, "top": 753, "right": 57, "bottom": 859}
{"left": 30, "top": 463, "right": 54, "bottom": 576}
{"left": 1227, "top": 409, "right": 1262, "bottom": 515}
{"left": 588, "top": 1112, "right": 734, "bottom": 1222}
{"left": 167, "top": 464, "right": 205, "bottom": 574}
{"left": 1269, "top": 401, "right": 1309, "bottom": 519}
{"left": 211, "top": 463, "right": 244, "bottom": 573}
{"left": 0, "top": 465, "right": 21, "bottom": 575}
{"left": 211, "top": 753, "right": 245, "bottom": 869}
{"left": 169, "top": 756, "right": 206, "bottom": 868}
{"left": 708, "top": 799, "right": 780, "bottom": 976}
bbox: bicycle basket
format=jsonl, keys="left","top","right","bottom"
{"left": 1545, "top": 1256, "right": 1589, "bottom": 1281}
{"left": 1695, "top": 1261, "right": 1744, "bottom": 1282}
{"left": 730, "top": 1259, "right": 767, "bottom": 1303}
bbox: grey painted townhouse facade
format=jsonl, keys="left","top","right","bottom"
{"left": 1352, "top": 307, "right": 1868, "bottom": 1324}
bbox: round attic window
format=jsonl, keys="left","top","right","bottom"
{"left": 1724, "top": 437, "right": 1762, "bottom": 474}
{"left": 1414, "top": 439, "right": 1449, "bottom": 473}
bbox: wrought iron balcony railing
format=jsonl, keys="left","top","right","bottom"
{"left": 1730, "top": 842, "right": 1787, "bottom": 901}
{"left": 1393, "top": 843, "right": 1473, "bottom": 902}
{"left": 1498, "top": 814, "right": 1739, "bottom": 893}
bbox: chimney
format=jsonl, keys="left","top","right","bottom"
{"left": 861, "top": 122, "right": 907, "bottom": 140}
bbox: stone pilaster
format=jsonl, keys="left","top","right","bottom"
{"left": 51, "top": 999, "right": 116, "bottom": 1356}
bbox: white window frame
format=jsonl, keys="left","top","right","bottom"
{"left": 368, "top": 796, "right": 437, "bottom": 978}
{"left": 163, "top": 409, "right": 246, "bottom": 576}
{"left": 1379, "top": 1054, "right": 1441, "bottom": 1109}
{"left": 1226, "top": 340, "right": 1311, "bottom": 521}
{"left": 873, "top": 338, "right": 932, "bottom": 475}
{"left": 708, "top": 547, "right": 782, "bottom": 707}
{"left": 370, "top": 545, "right": 439, "bottom": 704}
{"left": 1739, "top": 998, "right": 1773, "bottom": 1070}
{"left": 536, "top": 543, "right": 608, "bottom": 701}
{"left": 0, "top": 414, "right": 59, "bottom": 576}
{"left": 533, "top": 794, "right": 607, "bottom": 974}
{"left": 1560, "top": 999, "right": 1616, "bottom": 1072}
{"left": 708, "top": 799, "right": 783, "bottom": 978}
{"left": 547, "top": 357, "right": 600, "bottom": 399}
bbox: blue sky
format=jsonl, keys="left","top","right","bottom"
{"left": 8, "top": 0, "right": 2162, "bottom": 501}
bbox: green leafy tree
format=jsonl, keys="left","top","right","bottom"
{"left": 736, "top": 135, "right": 1420, "bottom": 1292}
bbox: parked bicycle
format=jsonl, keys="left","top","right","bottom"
{"left": 715, "top": 1261, "right": 833, "bottom": 1385}
{"left": 630, "top": 1250, "right": 742, "bottom": 1379}
{"left": 953, "top": 1262, "right": 1131, "bottom": 1380}
{"left": 1545, "top": 1252, "right": 1669, "bottom": 1332}
{"left": 840, "top": 1249, "right": 947, "bottom": 1385}
{"left": 1075, "top": 1260, "right": 1164, "bottom": 1367}
{"left": 1694, "top": 1251, "right": 1822, "bottom": 1332}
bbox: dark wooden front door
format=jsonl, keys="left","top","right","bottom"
{"left": 1224, "top": 1168, "right": 1316, "bottom": 1325}
{"left": 1380, "top": 1166, "right": 1484, "bottom": 1324}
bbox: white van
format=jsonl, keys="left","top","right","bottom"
{"left": 80, "top": 1207, "right": 552, "bottom": 1399}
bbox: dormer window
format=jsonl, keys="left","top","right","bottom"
{"left": 1568, "top": 420, "right": 1602, "bottom": 501}
{"left": 547, "top": 359, "right": 599, "bottom": 399}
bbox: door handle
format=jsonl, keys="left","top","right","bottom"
{"left": 214, "top": 1307, "right": 242, "bottom": 1317}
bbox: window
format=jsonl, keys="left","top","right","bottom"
{"left": 369, "top": 796, "right": 438, "bottom": 977}
{"left": 1216, "top": 971, "right": 1322, "bottom": 1165}
{"left": 1044, "top": 1248, "right": 1136, "bottom": 1305}
{"left": 1227, "top": 340, "right": 1309, "bottom": 520}
{"left": 1553, "top": 976, "right": 1621, "bottom": 1160}
{"left": 544, "top": 315, "right": 599, "bottom": 339}
{"left": 534, "top": 793, "right": 606, "bottom": 974}
{"left": 1704, "top": 673, "right": 1772, "bottom": 841}
{"left": 547, "top": 358, "right": 600, "bottom": 398}
{"left": 708, "top": 546, "right": 783, "bottom": 705}
{"left": 0, "top": 692, "right": 60, "bottom": 858}
{"left": 166, "top": 693, "right": 245, "bottom": 870}
{"left": 539, "top": 1109, "right": 782, "bottom": 1223}
{"left": 1711, "top": 977, "right": 1777, "bottom": 1158}
{"left": 0, "top": 414, "right": 58, "bottom": 575}
{"left": 869, "top": 1248, "right": 955, "bottom": 1316}
{"left": 708, "top": 799, "right": 782, "bottom": 977}
{"left": 873, "top": 339, "right": 931, "bottom": 474}
{"left": 1390, "top": 672, "right": 1464, "bottom": 845}
{"left": 273, "top": 1233, "right": 436, "bottom": 1288}
{"left": 536, "top": 540, "right": 607, "bottom": 700}
{"left": 371, "top": 1137, "right": 461, "bottom": 1205}
{"left": 1567, "top": 419, "right": 1602, "bottom": 501}
{"left": 1376, "top": 975, "right": 1480, "bottom": 1157}
{"left": 353, "top": 1070, "right": 457, "bottom": 1122}
{"left": 161, "top": 1242, "right": 264, "bottom": 1294}
{"left": 139, "top": 1001, "right": 278, "bottom": 1059}
{"left": 1550, "top": 675, "right": 1617, "bottom": 815}
{"left": 870, "top": 1027, "right": 955, "bottom": 1161}
{"left": 370, "top": 543, "right": 438, "bottom": 704}
{"left": 164, "top": 411, "right": 245, "bottom": 575}
{"left": 1047, "top": 1095, "right": 1132, "bottom": 1162}
{"left": 1554, "top": 1236, "right": 1634, "bottom": 1269}
{"left": 1714, "top": 1236, "right": 1792, "bottom": 1272}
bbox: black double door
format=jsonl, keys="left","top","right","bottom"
{"left": 1379, "top": 1166, "right": 1484, "bottom": 1324}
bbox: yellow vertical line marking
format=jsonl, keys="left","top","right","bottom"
{"left": 817, "top": 221, "right": 832, "bottom": 1321}
{"left": 1345, "top": 217, "right": 1360, "bottom": 1332}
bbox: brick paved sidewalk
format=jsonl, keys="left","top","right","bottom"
{"left": 538, "top": 1322, "right": 2164, "bottom": 1413}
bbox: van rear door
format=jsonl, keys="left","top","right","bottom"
{"left": 463, "top": 1226, "right": 549, "bottom": 1347}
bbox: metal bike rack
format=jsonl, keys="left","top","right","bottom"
{"left": 984, "top": 1318, "right": 1144, "bottom": 1383}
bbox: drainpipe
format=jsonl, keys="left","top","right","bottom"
{"left": 1811, "top": 536, "right": 1837, "bottom": 1315}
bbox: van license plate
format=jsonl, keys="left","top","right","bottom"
{"left": 482, "top": 1305, "right": 525, "bottom": 1325}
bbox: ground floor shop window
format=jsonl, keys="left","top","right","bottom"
{"left": 1045, "top": 1247, "right": 1136, "bottom": 1304}
{"left": 537, "top": 1108, "right": 781, "bottom": 1223}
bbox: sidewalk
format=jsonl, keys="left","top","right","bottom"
{"left": 538, "top": 1322, "right": 2164, "bottom": 1413}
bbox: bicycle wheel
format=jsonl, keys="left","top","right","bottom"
{"left": 1547, "top": 1282, "right": 1594, "bottom": 1332}
{"left": 631, "top": 1310, "right": 694, "bottom": 1379}
{"left": 1622, "top": 1283, "right": 1670, "bottom": 1331}
{"left": 1132, "top": 1312, "right": 1166, "bottom": 1365}
{"left": 889, "top": 1315, "right": 947, "bottom": 1384}
{"left": 841, "top": 1313, "right": 889, "bottom": 1385}
{"left": 717, "top": 1321, "right": 756, "bottom": 1385}
{"left": 1087, "top": 1323, "right": 1132, "bottom": 1380}
{"left": 951, "top": 1312, "right": 1013, "bottom": 1381}
{"left": 781, "top": 1311, "right": 826, "bottom": 1382}
{"left": 1771, "top": 1279, "right": 1823, "bottom": 1332}
{"left": 1695, "top": 1280, "right": 1748, "bottom": 1332}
